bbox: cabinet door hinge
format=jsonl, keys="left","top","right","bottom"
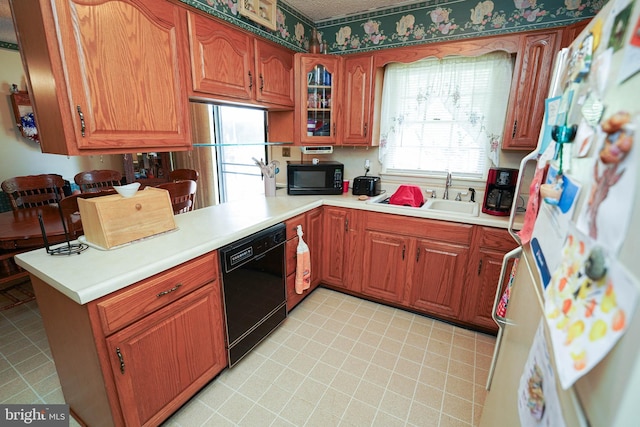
{"left": 511, "top": 120, "right": 518, "bottom": 138}
{"left": 416, "top": 247, "right": 420, "bottom": 262}
{"left": 477, "top": 259, "right": 483, "bottom": 275}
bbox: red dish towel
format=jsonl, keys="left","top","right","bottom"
{"left": 389, "top": 185, "right": 425, "bottom": 207}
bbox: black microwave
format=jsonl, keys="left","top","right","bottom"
{"left": 287, "top": 161, "right": 344, "bottom": 195}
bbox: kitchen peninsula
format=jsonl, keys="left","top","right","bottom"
{"left": 15, "top": 192, "right": 518, "bottom": 426}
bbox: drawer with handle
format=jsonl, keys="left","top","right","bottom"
{"left": 93, "top": 251, "right": 218, "bottom": 335}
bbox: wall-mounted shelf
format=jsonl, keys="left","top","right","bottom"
{"left": 239, "top": 0, "right": 277, "bottom": 31}
{"left": 10, "top": 90, "right": 39, "bottom": 142}
{"left": 192, "top": 141, "right": 294, "bottom": 147}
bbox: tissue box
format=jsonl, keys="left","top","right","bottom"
{"left": 78, "top": 187, "right": 176, "bottom": 249}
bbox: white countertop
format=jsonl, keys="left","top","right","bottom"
{"left": 15, "top": 191, "right": 520, "bottom": 305}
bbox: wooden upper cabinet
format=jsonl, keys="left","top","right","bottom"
{"left": 11, "top": 0, "right": 192, "bottom": 155}
{"left": 296, "top": 54, "right": 343, "bottom": 145}
{"left": 187, "top": 11, "right": 254, "bottom": 100}
{"left": 502, "top": 30, "right": 559, "bottom": 151}
{"left": 342, "top": 55, "right": 374, "bottom": 146}
{"left": 560, "top": 18, "right": 591, "bottom": 48}
{"left": 254, "top": 39, "right": 295, "bottom": 107}
{"left": 187, "top": 11, "right": 294, "bottom": 108}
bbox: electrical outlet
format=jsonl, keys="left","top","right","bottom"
{"left": 365, "top": 159, "right": 370, "bottom": 169}
{"left": 282, "top": 147, "right": 291, "bottom": 157}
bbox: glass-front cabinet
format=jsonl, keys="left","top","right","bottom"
{"left": 297, "top": 55, "right": 341, "bottom": 145}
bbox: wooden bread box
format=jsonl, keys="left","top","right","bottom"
{"left": 78, "top": 187, "right": 176, "bottom": 249}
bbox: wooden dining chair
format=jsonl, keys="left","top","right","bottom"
{"left": 168, "top": 168, "right": 199, "bottom": 182}
{"left": 156, "top": 180, "right": 197, "bottom": 214}
{"left": 1, "top": 174, "right": 66, "bottom": 210}
{"left": 59, "top": 190, "right": 116, "bottom": 239}
{"left": 74, "top": 170, "right": 122, "bottom": 193}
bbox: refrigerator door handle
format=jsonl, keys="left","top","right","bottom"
{"left": 508, "top": 152, "right": 538, "bottom": 244}
{"left": 491, "top": 247, "right": 522, "bottom": 326}
{"left": 486, "top": 246, "right": 522, "bottom": 391}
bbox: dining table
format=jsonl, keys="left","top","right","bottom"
{"left": 0, "top": 204, "right": 71, "bottom": 251}
{"left": 0, "top": 205, "right": 77, "bottom": 304}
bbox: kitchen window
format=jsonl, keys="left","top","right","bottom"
{"left": 214, "top": 105, "right": 268, "bottom": 203}
{"left": 378, "top": 51, "right": 513, "bottom": 180}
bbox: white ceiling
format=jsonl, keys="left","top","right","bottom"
{"left": 0, "top": 0, "right": 418, "bottom": 46}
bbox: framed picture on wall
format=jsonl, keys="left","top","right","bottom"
{"left": 239, "top": 0, "right": 277, "bottom": 31}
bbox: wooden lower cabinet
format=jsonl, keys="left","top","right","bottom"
{"left": 285, "top": 208, "right": 322, "bottom": 312}
{"left": 307, "top": 208, "right": 323, "bottom": 287}
{"left": 31, "top": 251, "right": 227, "bottom": 427}
{"left": 361, "top": 212, "right": 472, "bottom": 321}
{"left": 106, "top": 286, "right": 224, "bottom": 426}
{"left": 322, "top": 206, "right": 361, "bottom": 292}
{"left": 361, "top": 230, "right": 408, "bottom": 303}
{"left": 462, "top": 227, "right": 519, "bottom": 333}
{"left": 320, "top": 210, "right": 517, "bottom": 333}
{"left": 408, "top": 238, "right": 469, "bottom": 322}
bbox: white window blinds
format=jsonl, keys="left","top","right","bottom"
{"left": 379, "top": 51, "right": 514, "bottom": 179}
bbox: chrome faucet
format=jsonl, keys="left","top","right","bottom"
{"left": 443, "top": 171, "right": 452, "bottom": 199}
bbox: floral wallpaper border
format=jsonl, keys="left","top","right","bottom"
{"left": 1, "top": 41, "right": 19, "bottom": 51}
{"left": 183, "top": 0, "right": 603, "bottom": 55}
{"left": 317, "top": 0, "right": 606, "bottom": 54}
{"left": 0, "top": 0, "right": 605, "bottom": 55}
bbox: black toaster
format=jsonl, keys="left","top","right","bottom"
{"left": 352, "top": 176, "right": 381, "bottom": 196}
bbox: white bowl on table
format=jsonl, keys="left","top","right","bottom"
{"left": 112, "top": 182, "right": 141, "bottom": 198}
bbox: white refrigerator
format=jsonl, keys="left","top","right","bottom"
{"left": 480, "top": 0, "right": 640, "bottom": 425}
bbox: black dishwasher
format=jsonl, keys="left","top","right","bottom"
{"left": 220, "top": 223, "right": 287, "bottom": 366}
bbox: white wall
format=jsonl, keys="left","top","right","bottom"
{"left": 269, "top": 143, "right": 530, "bottom": 201}
{"left": 0, "top": 48, "right": 123, "bottom": 186}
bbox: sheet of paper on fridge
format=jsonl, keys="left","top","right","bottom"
{"left": 543, "top": 225, "right": 639, "bottom": 389}
{"left": 518, "top": 319, "right": 566, "bottom": 427}
{"left": 618, "top": 15, "right": 640, "bottom": 83}
{"left": 530, "top": 167, "right": 582, "bottom": 289}
{"left": 576, "top": 113, "right": 638, "bottom": 255}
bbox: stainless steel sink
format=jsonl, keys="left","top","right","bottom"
{"left": 367, "top": 194, "right": 479, "bottom": 217}
{"left": 421, "top": 199, "right": 479, "bottom": 216}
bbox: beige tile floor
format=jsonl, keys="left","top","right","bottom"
{"left": 0, "top": 287, "right": 496, "bottom": 426}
